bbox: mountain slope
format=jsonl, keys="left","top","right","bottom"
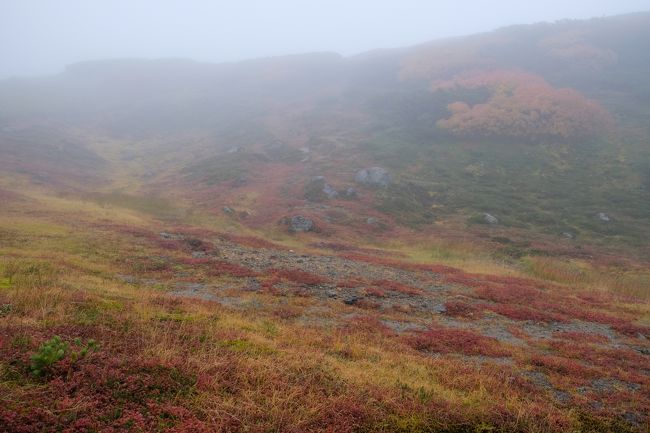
{"left": 1, "top": 12, "right": 650, "bottom": 433}
{"left": 1, "top": 13, "right": 649, "bottom": 252}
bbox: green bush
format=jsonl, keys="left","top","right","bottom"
{"left": 29, "top": 336, "right": 98, "bottom": 377}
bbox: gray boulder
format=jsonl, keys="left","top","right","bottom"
{"left": 354, "top": 167, "right": 391, "bottom": 188}
{"left": 289, "top": 215, "right": 314, "bottom": 233}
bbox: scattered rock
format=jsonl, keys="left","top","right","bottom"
{"left": 366, "top": 217, "right": 379, "bottom": 226}
{"left": 343, "top": 296, "right": 359, "bottom": 305}
{"left": 596, "top": 212, "right": 611, "bottom": 222}
{"left": 288, "top": 215, "right": 315, "bottom": 233}
{"left": 483, "top": 213, "right": 499, "bottom": 225}
{"left": 561, "top": 232, "right": 575, "bottom": 239}
{"left": 222, "top": 206, "right": 234, "bottom": 214}
{"left": 354, "top": 167, "right": 391, "bottom": 188}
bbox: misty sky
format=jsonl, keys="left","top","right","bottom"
{"left": 1, "top": 0, "right": 649, "bottom": 78}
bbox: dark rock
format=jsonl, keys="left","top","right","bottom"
{"left": 343, "top": 296, "right": 359, "bottom": 305}
{"left": 288, "top": 215, "right": 314, "bottom": 233}
{"left": 222, "top": 206, "right": 234, "bottom": 214}
{"left": 354, "top": 167, "right": 391, "bottom": 188}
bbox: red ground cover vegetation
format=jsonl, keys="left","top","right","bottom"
{"left": 337, "top": 277, "right": 368, "bottom": 288}
{"left": 406, "top": 326, "right": 511, "bottom": 357}
{"left": 443, "top": 300, "right": 482, "bottom": 318}
{"left": 364, "top": 287, "right": 387, "bottom": 298}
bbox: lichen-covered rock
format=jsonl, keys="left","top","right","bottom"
{"left": 354, "top": 167, "right": 391, "bottom": 188}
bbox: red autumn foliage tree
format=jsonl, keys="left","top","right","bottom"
{"left": 433, "top": 69, "right": 612, "bottom": 140}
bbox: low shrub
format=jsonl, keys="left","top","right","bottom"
{"left": 269, "top": 268, "right": 327, "bottom": 286}
{"left": 444, "top": 301, "right": 481, "bottom": 318}
{"left": 30, "top": 336, "right": 99, "bottom": 377}
{"left": 406, "top": 327, "right": 509, "bottom": 357}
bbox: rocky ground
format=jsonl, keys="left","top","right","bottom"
{"left": 112, "top": 229, "right": 649, "bottom": 423}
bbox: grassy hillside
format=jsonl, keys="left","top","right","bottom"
{"left": 1, "top": 14, "right": 649, "bottom": 250}
{"left": 0, "top": 12, "right": 649, "bottom": 433}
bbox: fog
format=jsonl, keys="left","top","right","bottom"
{"left": 1, "top": 0, "right": 648, "bottom": 78}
